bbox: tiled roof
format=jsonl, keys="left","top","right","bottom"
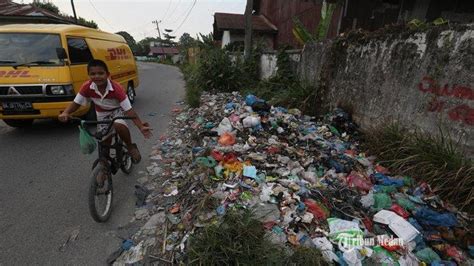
{"left": 214, "top": 12, "right": 277, "bottom": 32}
{"left": 0, "top": 0, "right": 65, "bottom": 20}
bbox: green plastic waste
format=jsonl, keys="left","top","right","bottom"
{"left": 377, "top": 185, "right": 397, "bottom": 193}
{"left": 373, "top": 246, "right": 397, "bottom": 265}
{"left": 196, "top": 157, "right": 217, "bottom": 168}
{"left": 374, "top": 193, "right": 392, "bottom": 210}
{"left": 397, "top": 198, "right": 416, "bottom": 211}
{"left": 415, "top": 248, "right": 441, "bottom": 264}
{"left": 79, "top": 124, "right": 96, "bottom": 155}
{"left": 329, "top": 125, "right": 340, "bottom": 136}
{"left": 403, "top": 176, "right": 415, "bottom": 187}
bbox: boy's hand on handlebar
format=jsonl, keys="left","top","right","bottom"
{"left": 140, "top": 122, "right": 153, "bottom": 139}
{"left": 58, "top": 112, "right": 70, "bottom": 123}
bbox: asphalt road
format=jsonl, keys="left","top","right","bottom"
{"left": 0, "top": 63, "right": 185, "bottom": 265}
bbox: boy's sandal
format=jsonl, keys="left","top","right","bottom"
{"left": 129, "top": 143, "right": 141, "bottom": 164}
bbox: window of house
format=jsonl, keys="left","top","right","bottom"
{"left": 67, "top": 38, "right": 93, "bottom": 64}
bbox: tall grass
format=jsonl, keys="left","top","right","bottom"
{"left": 187, "top": 209, "right": 324, "bottom": 265}
{"left": 364, "top": 123, "right": 473, "bottom": 212}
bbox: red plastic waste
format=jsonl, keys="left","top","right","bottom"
{"left": 375, "top": 165, "right": 390, "bottom": 174}
{"left": 390, "top": 204, "right": 411, "bottom": 219}
{"left": 223, "top": 153, "right": 238, "bottom": 163}
{"left": 267, "top": 146, "right": 281, "bottom": 154}
{"left": 362, "top": 216, "right": 373, "bottom": 232}
{"left": 346, "top": 171, "right": 372, "bottom": 192}
{"left": 381, "top": 242, "right": 401, "bottom": 252}
{"left": 304, "top": 199, "right": 328, "bottom": 220}
{"left": 445, "top": 245, "right": 465, "bottom": 263}
{"left": 211, "top": 150, "right": 224, "bottom": 161}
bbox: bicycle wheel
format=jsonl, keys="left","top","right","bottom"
{"left": 88, "top": 164, "right": 113, "bottom": 223}
{"left": 120, "top": 145, "right": 133, "bottom": 174}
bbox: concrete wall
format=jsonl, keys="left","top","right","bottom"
{"left": 260, "top": 50, "right": 301, "bottom": 80}
{"left": 298, "top": 24, "right": 474, "bottom": 152}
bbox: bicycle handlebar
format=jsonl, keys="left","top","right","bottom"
{"left": 70, "top": 116, "right": 136, "bottom": 139}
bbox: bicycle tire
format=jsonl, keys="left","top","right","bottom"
{"left": 88, "top": 164, "right": 114, "bottom": 223}
{"left": 120, "top": 146, "right": 134, "bottom": 175}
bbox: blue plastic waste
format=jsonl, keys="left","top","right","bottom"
{"left": 225, "top": 102, "right": 236, "bottom": 110}
{"left": 431, "top": 261, "right": 456, "bottom": 266}
{"left": 408, "top": 217, "right": 424, "bottom": 232}
{"left": 414, "top": 207, "right": 457, "bottom": 227}
{"left": 328, "top": 159, "right": 344, "bottom": 173}
{"left": 216, "top": 205, "right": 226, "bottom": 216}
{"left": 297, "top": 202, "right": 306, "bottom": 212}
{"left": 373, "top": 173, "right": 404, "bottom": 187}
{"left": 245, "top": 94, "right": 264, "bottom": 106}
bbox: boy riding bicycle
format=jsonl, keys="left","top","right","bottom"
{"left": 58, "top": 59, "right": 151, "bottom": 164}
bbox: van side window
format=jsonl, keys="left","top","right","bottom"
{"left": 67, "top": 38, "right": 93, "bottom": 64}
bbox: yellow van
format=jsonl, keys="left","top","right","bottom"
{"left": 0, "top": 24, "right": 139, "bottom": 127}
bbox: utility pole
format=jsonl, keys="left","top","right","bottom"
{"left": 70, "top": 0, "right": 78, "bottom": 23}
{"left": 244, "top": 0, "right": 253, "bottom": 61}
{"left": 152, "top": 20, "right": 162, "bottom": 39}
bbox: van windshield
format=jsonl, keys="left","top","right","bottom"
{"left": 0, "top": 33, "right": 63, "bottom": 66}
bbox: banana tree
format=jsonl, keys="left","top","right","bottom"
{"left": 293, "top": 0, "right": 338, "bottom": 45}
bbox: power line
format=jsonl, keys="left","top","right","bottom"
{"left": 170, "top": 0, "right": 193, "bottom": 24}
{"left": 88, "top": 0, "right": 115, "bottom": 30}
{"left": 173, "top": 0, "right": 197, "bottom": 33}
{"left": 165, "top": 0, "right": 181, "bottom": 21}
{"left": 161, "top": 0, "right": 173, "bottom": 21}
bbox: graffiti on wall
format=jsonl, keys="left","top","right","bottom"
{"left": 418, "top": 76, "right": 474, "bottom": 125}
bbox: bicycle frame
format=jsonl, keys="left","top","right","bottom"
{"left": 71, "top": 116, "right": 135, "bottom": 174}
{"left": 94, "top": 133, "right": 125, "bottom": 175}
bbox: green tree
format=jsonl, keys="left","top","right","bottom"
{"left": 31, "top": 2, "right": 60, "bottom": 14}
{"left": 116, "top": 31, "right": 138, "bottom": 54}
{"left": 179, "top": 32, "right": 196, "bottom": 48}
{"left": 137, "top": 37, "right": 160, "bottom": 56}
{"left": 31, "top": 1, "right": 98, "bottom": 29}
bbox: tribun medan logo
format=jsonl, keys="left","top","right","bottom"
{"left": 106, "top": 48, "right": 131, "bottom": 61}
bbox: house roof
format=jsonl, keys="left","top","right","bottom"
{"left": 149, "top": 47, "right": 180, "bottom": 55}
{"left": 0, "top": 0, "right": 64, "bottom": 19}
{"left": 214, "top": 12, "right": 278, "bottom": 32}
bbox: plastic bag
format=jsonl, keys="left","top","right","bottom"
{"left": 195, "top": 157, "right": 217, "bottom": 168}
{"left": 79, "top": 125, "right": 96, "bottom": 154}
{"left": 397, "top": 198, "right": 416, "bottom": 211}
{"left": 373, "top": 173, "right": 404, "bottom": 187}
{"left": 414, "top": 207, "right": 457, "bottom": 227}
{"left": 347, "top": 171, "right": 372, "bottom": 192}
{"left": 216, "top": 117, "right": 233, "bottom": 135}
{"left": 373, "top": 193, "right": 392, "bottom": 210}
{"left": 390, "top": 204, "right": 410, "bottom": 219}
{"left": 415, "top": 247, "right": 441, "bottom": 264}
{"left": 218, "top": 132, "right": 236, "bottom": 146}
{"left": 305, "top": 199, "right": 329, "bottom": 220}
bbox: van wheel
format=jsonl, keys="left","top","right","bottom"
{"left": 127, "top": 83, "right": 136, "bottom": 105}
{"left": 3, "top": 119, "right": 34, "bottom": 128}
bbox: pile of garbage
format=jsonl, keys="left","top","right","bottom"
{"left": 114, "top": 92, "right": 472, "bottom": 265}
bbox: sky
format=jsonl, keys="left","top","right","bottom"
{"left": 19, "top": 0, "right": 246, "bottom": 41}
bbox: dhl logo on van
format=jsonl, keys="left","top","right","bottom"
{"left": 106, "top": 48, "right": 131, "bottom": 61}
{"left": 0, "top": 70, "right": 37, "bottom": 78}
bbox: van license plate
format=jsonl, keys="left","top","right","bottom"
{"left": 2, "top": 102, "right": 33, "bottom": 111}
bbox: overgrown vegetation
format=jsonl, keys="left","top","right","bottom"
{"left": 363, "top": 123, "right": 473, "bottom": 212}
{"left": 181, "top": 36, "right": 316, "bottom": 114}
{"left": 188, "top": 209, "right": 324, "bottom": 265}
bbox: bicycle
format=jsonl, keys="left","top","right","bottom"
{"left": 71, "top": 116, "right": 135, "bottom": 223}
